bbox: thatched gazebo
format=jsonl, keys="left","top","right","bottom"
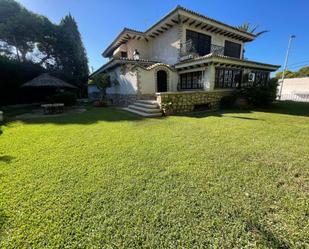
{"left": 22, "top": 73, "right": 77, "bottom": 89}
{"left": 21, "top": 73, "right": 78, "bottom": 103}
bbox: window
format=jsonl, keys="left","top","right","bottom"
{"left": 252, "top": 71, "right": 269, "bottom": 86}
{"left": 120, "top": 52, "right": 127, "bottom": 58}
{"left": 224, "top": 41, "right": 241, "bottom": 58}
{"left": 215, "top": 68, "right": 242, "bottom": 89}
{"left": 180, "top": 71, "right": 203, "bottom": 90}
{"left": 186, "top": 30, "right": 211, "bottom": 56}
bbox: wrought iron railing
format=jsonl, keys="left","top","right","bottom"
{"left": 179, "top": 40, "right": 225, "bottom": 59}
{"left": 210, "top": 44, "right": 224, "bottom": 56}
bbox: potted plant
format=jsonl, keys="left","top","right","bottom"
{"left": 161, "top": 97, "right": 173, "bottom": 116}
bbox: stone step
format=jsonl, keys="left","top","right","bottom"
{"left": 129, "top": 105, "right": 162, "bottom": 114}
{"left": 122, "top": 108, "right": 162, "bottom": 117}
{"left": 134, "top": 102, "right": 159, "bottom": 109}
{"left": 136, "top": 100, "right": 158, "bottom": 105}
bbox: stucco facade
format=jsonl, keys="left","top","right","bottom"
{"left": 91, "top": 6, "right": 280, "bottom": 111}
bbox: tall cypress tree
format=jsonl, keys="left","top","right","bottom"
{"left": 56, "top": 14, "right": 89, "bottom": 97}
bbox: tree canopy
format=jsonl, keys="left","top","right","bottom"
{"left": 0, "top": 0, "right": 89, "bottom": 96}
{"left": 276, "top": 66, "right": 309, "bottom": 79}
{"left": 236, "top": 22, "right": 269, "bottom": 37}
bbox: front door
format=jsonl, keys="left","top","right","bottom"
{"left": 157, "top": 70, "right": 167, "bottom": 92}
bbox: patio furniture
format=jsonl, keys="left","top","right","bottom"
{"left": 41, "top": 103, "right": 64, "bottom": 115}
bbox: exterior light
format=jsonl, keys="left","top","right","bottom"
{"left": 133, "top": 49, "right": 140, "bottom": 60}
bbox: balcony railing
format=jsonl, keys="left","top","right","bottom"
{"left": 179, "top": 40, "right": 225, "bottom": 60}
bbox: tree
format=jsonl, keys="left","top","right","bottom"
{"left": 298, "top": 66, "right": 309, "bottom": 77}
{"left": 0, "top": 0, "right": 40, "bottom": 61}
{"left": 276, "top": 70, "right": 298, "bottom": 79}
{"left": 236, "top": 23, "right": 269, "bottom": 37}
{"left": 236, "top": 23, "right": 269, "bottom": 59}
{"left": 275, "top": 66, "right": 309, "bottom": 79}
{"left": 56, "top": 14, "right": 89, "bottom": 96}
{"left": 89, "top": 73, "right": 119, "bottom": 101}
{"left": 0, "top": 0, "right": 57, "bottom": 67}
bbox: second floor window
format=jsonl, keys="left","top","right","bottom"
{"left": 224, "top": 41, "right": 241, "bottom": 58}
{"left": 121, "top": 52, "right": 128, "bottom": 58}
{"left": 186, "top": 30, "right": 211, "bottom": 56}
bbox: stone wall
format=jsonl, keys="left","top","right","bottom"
{"left": 106, "top": 94, "right": 137, "bottom": 106}
{"left": 156, "top": 90, "right": 234, "bottom": 113}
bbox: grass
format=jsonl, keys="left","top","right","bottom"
{"left": 0, "top": 102, "right": 308, "bottom": 248}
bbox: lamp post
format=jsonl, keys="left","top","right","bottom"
{"left": 279, "top": 35, "right": 296, "bottom": 100}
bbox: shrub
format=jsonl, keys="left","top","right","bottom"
{"left": 240, "top": 78, "right": 279, "bottom": 107}
{"left": 49, "top": 92, "right": 77, "bottom": 106}
{"left": 161, "top": 97, "right": 173, "bottom": 115}
{"left": 220, "top": 95, "right": 237, "bottom": 109}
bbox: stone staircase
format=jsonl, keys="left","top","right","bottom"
{"left": 123, "top": 100, "right": 162, "bottom": 117}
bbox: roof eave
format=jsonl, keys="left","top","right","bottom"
{"left": 175, "top": 55, "right": 280, "bottom": 71}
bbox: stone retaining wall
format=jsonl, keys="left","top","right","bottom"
{"left": 156, "top": 90, "right": 234, "bottom": 113}
{"left": 106, "top": 94, "right": 137, "bottom": 106}
{"left": 106, "top": 94, "right": 156, "bottom": 106}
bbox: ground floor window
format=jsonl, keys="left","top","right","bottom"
{"left": 215, "top": 68, "right": 242, "bottom": 89}
{"left": 180, "top": 71, "right": 203, "bottom": 90}
{"left": 251, "top": 71, "right": 269, "bottom": 86}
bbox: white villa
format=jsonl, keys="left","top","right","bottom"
{"left": 90, "top": 6, "right": 280, "bottom": 116}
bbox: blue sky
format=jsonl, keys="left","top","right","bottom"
{"left": 18, "top": 0, "right": 309, "bottom": 73}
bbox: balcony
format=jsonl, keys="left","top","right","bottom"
{"left": 179, "top": 40, "right": 225, "bottom": 61}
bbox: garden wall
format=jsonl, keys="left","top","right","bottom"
{"left": 156, "top": 90, "right": 234, "bottom": 113}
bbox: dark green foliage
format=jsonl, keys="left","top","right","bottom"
{"left": 240, "top": 78, "right": 279, "bottom": 107}
{"left": 54, "top": 15, "right": 89, "bottom": 97}
{"left": 0, "top": 0, "right": 89, "bottom": 100}
{"left": 297, "top": 66, "right": 309, "bottom": 77}
{"left": 49, "top": 92, "right": 77, "bottom": 106}
{"left": 276, "top": 66, "right": 309, "bottom": 79}
{"left": 220, "top": 94, "right": 238, "bottom": 109}
{"left": 0, "top": 56, "right": 44, "bottom": 105}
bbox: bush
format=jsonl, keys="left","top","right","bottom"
{"left": 49, "top": 92, "right": 77, "bottom": 106}
{"left": 220, "top": 94, "right": 238, "bottom": 109}
{"left": 240, "top": 78, "right": 279, "bottom": 107}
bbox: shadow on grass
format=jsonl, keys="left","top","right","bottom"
{"left": 0, "top": 156, "right": 15, "bottom": 163}
{"left": 0, "top": 210, "right": 8, "bottom": 238}
{"left": 246, "top": 218, "right": 291, "bottom": 248}
{"left": 5, "top": 107, "right": 146, "bottom": 126}
{"left": 175, "top": 101, "right": 309, "bottom": 120}
{"left": 3, "top": 101, "right": 309, "bottom": 126}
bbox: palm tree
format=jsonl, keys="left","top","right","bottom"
{"left": 236, "top": 23, "right": 269, "bottom": 59}
{"left": 236, "top": 23, "right": 269, "bottom": 37}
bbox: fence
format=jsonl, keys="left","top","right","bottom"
{"left": 279, "top": 93, "right": 309, "bottom": 102}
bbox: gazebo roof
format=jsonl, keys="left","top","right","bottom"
{"left": 22, "top": 73, "right": 77, "bottom": 89}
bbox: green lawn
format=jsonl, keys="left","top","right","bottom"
{"left": 0, "top": 102, "right": 308, "bottom": 248}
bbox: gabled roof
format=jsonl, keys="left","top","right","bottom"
{"left": 102, "top": 5, "right": 256, "bottom": 58}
